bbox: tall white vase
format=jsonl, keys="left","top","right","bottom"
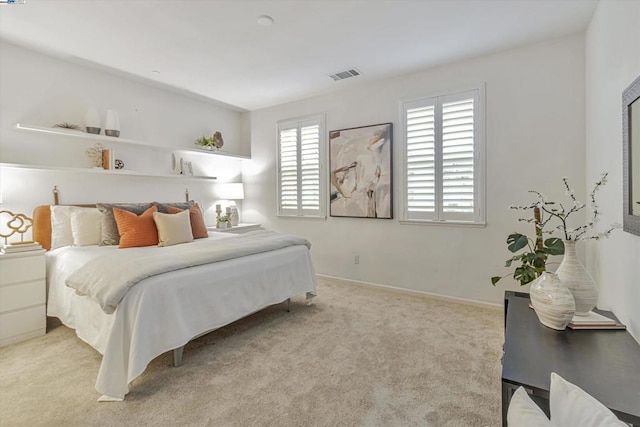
{"left": 555, "top": 240, "right": 598, "bottom": 316}
{"left": 104, "top": 110, "right": 120, "bottom": 137}
{"left": 84, "top": 105, "right": 101, "bottom": 134}
{"left": 529, "top": 272, "right": 575, "bottom": 330}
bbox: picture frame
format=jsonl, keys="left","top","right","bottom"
{"left": 622, "top": 74, "right": 640, "bottom": 236}
{"left": 329, "top": 122, "right": 393, "bottom": 219}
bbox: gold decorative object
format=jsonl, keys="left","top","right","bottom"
{"left": 0, "top": 210, "right": 33, "bottom": 245}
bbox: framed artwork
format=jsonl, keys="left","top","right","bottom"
{"left": 329, "top": 122, "right": 393, "bottom": 218}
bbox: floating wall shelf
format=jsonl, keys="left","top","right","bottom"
{"left": 14, "top": 123, "right": 250, "bottom": 160}
{"left": 0, "top": 162, "right": 217, "bottom": 181}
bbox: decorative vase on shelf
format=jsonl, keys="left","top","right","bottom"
{"left": 104, "top": 110, "right": 120, "bottom": 137}
{"left": 84, "top": 105, "right": 101, "bottom": 134}
{"left": 529, "top": 272, "right": 576, "bottom": 330}
{"left": 555, "top": 240, "right": 598, "bottom": 316}
{"left": 229, "top": 202, "right": 239, "bottom": 226}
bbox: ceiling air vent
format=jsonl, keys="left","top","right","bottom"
{"left": 328, "top": 68, "right": 361, "bottom": 81}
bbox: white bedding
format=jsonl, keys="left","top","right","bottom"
{"left": 47, "top": 233, "right": 317, "bottom": 401}
{"left": 66, "top": 230, "right": 311, "bottom": 314}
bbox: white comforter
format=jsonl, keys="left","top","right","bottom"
{"left": 66, "top": 230, "right": 311, "bottom": 314}
{"left": 47, "top": 233, "right": 317, "bottom": 401}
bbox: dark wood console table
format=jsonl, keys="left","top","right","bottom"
{"left": 501, "top": 291, "right": 640, "bottom": 426}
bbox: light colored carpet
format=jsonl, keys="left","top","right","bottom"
{"left": 0, "top": 277, "right": 503, "bottom": 426}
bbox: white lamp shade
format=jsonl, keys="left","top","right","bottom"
{"left": 215, "top": 183, "right": 244, "bottom": 200}
{"left": 105, "top": 110, "right": 120, "bottom": 131}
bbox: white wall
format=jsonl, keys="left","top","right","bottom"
{"left": 0, "top": 41, "right": 247, "bottom": 228}
{"left": 585, "top": 0, "right": 640, "bottom": 341}
{"left": 244, "top": 34, "right": 587, "bottom": 304}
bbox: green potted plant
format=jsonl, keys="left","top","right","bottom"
{"left": 492, "top": 173, "right": 616, "bottom": 287}
{"left": 492, "top": 207, "right": 565, "bottom": 286}
{"left": 217, "top": 215, "right": 231, "bottom": 229}
{"left": 195, "top": 131, "right": 224, "bottom": 151}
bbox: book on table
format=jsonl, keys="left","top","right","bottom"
{"left": 1, "top": 241, "right": 43, "bottom": 254}
{"left": 568, "top": 311, "right": 626, "bottom": 330}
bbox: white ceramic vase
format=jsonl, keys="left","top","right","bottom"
{"left": 104, "top": 110, "right": 120, "bottom": 137}
{"left": 529, "top": 272, "right": 575, "bottom": 330}
{"left": 84, "top": 105, "right": 101, "bottom": 134}
{"left": 555, "top": 240, "right": 598, "bottom": 316}
{"left": 229, "top": 204, "right": 239, "bottom": 226}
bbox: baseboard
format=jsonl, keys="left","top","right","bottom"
{"left": 316, "top": 274, "right": 502, "bottom": 310}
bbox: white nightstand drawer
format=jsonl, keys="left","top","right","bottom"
{"left": 0, "top": 305, "right": 46, "bottom": 344}
{"left": 0, "top": 255, "right": 45, "bottom": 285}
{"left": 0, "top": 251, "right": 47, "bottom": 347}
{"left": 0, "top": 280, "right": 46, "bottom": 313}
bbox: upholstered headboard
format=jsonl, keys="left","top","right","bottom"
{"left": 32, "top": 205, "right": 95, "bottom": 251}
{"left": 32, "top": 187, "right": 192, "bottom": 251}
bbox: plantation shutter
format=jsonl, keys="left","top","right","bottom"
{"left": 277, "top": 116, "right": 324, "bottom": 217}
{"left": 402, "top": 88, "right": 481, "bottom": 223}
{"left": 278, "top": 124, "right": 299, "bottom": 214}
{"left": 405, "top": 101, "right": 436, "bottom": 220}
{"left": 300, "top": 123, "right": 321, "bottom": 213}
{"left": 441, "top": 91, "right": 477, "bottom": 221}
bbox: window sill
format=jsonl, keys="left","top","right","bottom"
{"left": 399, "top": 219, "right": 486, "bottom": 228}
{"left": 277, "top": 215, "right": 327, "bottom": 221}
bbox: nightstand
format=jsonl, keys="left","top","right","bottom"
{"left": 207, "top": 223, "right": 262, "bottom": 234}
{"left": 0, "top": 250, "right": 46, "bottom": 347}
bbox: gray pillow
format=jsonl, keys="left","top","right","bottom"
{"left": 96, "top": 203, "right": 153, "bottom": 245}
{"left": 153, "top": 201, "right": 195, "bottom": 214}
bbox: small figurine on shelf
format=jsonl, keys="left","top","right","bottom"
{"left": 228, "top": 202, "right": 239, "bottom": 226}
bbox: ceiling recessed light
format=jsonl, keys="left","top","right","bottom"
{"left": 152, "top": 70, "right": 160, "bottom": 75}
{"left": 257, "top": 15, "right": 274, "bottom": 26}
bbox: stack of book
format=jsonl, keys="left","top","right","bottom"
{"left": 1, "top": 241, "right": 43, "bottom": 254}
{"left": 568, "top": 311, "right": 626, "bottom": 330}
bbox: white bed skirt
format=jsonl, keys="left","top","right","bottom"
{"left": 47, "top": 243, "right": 317, "bottom": 400}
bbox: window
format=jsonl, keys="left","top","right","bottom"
{"left": 277, "top": 114, "right": 326, "bottom": 218}
{"left": 401, "top": 86, "right": 485, "bottom": 224}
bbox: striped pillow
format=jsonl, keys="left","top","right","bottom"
{"left": 96, "top": 203, "right": 153, "bottom": 246}
{"left": 113, "top": 206, "right": 159, "bottom": 248}
{"left": 167, "top": 204, "right": 208, "bottom": 239}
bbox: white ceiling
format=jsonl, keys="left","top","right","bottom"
{"left": 0, "top": 0, "right": 598, "bottom": 111}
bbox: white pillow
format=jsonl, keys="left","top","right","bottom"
{"left": 550, "top": 372, "right": 626, "bottom": 427}
{"left": 153, "top": 210, "right": 194, "bottom": 247}
{"left": 50, "top": 206, "right": 74, "bottom": 249}
{"left": 70, "top": 208, "right": 102, "bottom": 246}
{"left": 508, "top": 386, "right": 552, "bottom": 426}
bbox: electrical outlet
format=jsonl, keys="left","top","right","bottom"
{"left": 353, "top": 253, "right": 359, "bottom": 264}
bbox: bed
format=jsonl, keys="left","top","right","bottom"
{"left": 33, "top": 203, "right": 317, "bottom": 401}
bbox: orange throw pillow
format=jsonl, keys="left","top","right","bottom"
{"left": 167, "top": 204, "right": 209, "bottom": 239}
{"left": 113, "top": 206, "right": 159, "bottom": 248}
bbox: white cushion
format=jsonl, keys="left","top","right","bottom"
{"left": 50, "top": 206, "right": 74, "bottom": 249}
{"left": 550, "top": 372, "right": 626, "bottom": 427}
{"left": 508, "top": 386, "right": 552, "bottom": 426}
{"left": 153, "top": 210, "right": 193, "bottom": 247}
{"left": 70, "top": 208, "right": 102, "bottom": 246}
